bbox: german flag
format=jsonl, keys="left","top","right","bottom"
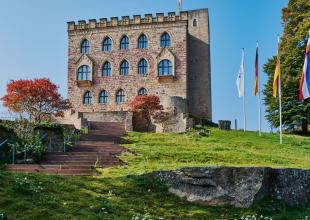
{"left": 254, "top": 43, "right": 259, "bottom": 96}
{"left": 273, "top": 42, "right": 281, "bottom": 97}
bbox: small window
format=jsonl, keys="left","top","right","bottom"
{"left": 99, "top": 90, "right": 108, "bottom": 104}
{"left": 83, "top": 91, "right": 92, "bottom": 105}
{"left": 158, "top": 59, "right": 173, "bottom": 76}
{"left": 103, "top": 37, "right": 112, "bottom": 52}
{"left": 102, "top": 62, "right": 111, "bottom": 77}
{"left": 120, "top": 60, "right": 129, "bottom": 76}
{"left": 193, "top": 19, "right": 198, "bottom": 27}
{"left": 116, "top": 89, "right": 125, "bottom": 103}
{"left": 138, "top": 59, "right": 148, "bottom": 75}
{"left": 138, "top": 34, "right": 148, "bottom": 49}
{"left": 77, "top": 65, "right": 91, "bottom": 80}
{"left": 160, "top": 33, "right": 171, "bottom": 48}
{"left": 138, "top": 88, "right": 148, "bottom": 96}
{"left": 120, "top": 35, "right": 130, "bottom": 50}
{"left": 81, "top": 39, "right": 90, "bottom": 54}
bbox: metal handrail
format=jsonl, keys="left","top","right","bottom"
{"left": 0, "top": 139, "right": 9, "bottom": 149}
{"left": 22, "top": 133, "right": 47, "bottom": 164}
{"left": 63, "top": 129, "right": 80, "bottom": 152}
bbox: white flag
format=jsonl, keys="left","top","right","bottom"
{"left": 236, "top": 49, "right": 245, "bottom": 97}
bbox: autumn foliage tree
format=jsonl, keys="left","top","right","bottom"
{"left": 1, "top": 78, "right": 71, "bottom": 122}
{"left": 130, "top": 94, "right": 163, "bottom": 131}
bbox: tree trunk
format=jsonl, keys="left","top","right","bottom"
{"left": 301, "top": 119, "right": 308, "bottom": 134}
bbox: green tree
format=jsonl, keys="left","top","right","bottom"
{"left": 263, "top": 0, "right": 310, "bottom": 134}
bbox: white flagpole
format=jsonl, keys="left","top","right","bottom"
{"left": 257, "top": 42, "right": 262, "bottom": 136}
{"left": 278, "top": 36, "right": 283, "bottom": 144}
{"left": 242, "top": 48, "right": 246, "bottom": 132}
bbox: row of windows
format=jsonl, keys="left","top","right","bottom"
{"left": 83, "top": 88, "right": 148, "bottom": 105}
{"left": 81, "top": 32, "right": 171, "bottom": 54}
{"left": 77, "top": 59, "right": 172, "bottom": 80}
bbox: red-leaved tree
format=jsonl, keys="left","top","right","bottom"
{"left": 130, "top": 95, "right": 163, "bottom": 131}
{"left": 1, "top": 78, "right": 71, "bottom": 122}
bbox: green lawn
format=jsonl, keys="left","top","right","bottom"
{"left": 0, "top": 129, "right": 310, "bottom": 220}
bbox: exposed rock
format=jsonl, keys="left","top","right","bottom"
{"left": 155, "top": 166, "right": 310, "bottom": 208}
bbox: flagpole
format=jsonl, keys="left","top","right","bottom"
{"left": 257, "top": 41, "right": 262, "bottom": 136}
{"left": 278, "top": 36, "right": 283, "bottom": 144}
{"left": 242, "top": 48, "right": 246, "bottom": 132}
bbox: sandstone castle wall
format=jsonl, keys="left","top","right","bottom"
{"left": 66, "top": 10, "right": 212, "bottom": 131}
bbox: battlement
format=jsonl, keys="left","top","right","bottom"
{"left": 67, "top": 11, "right": 189, "bottom": 31}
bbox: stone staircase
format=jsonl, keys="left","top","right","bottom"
{"left": 6, "top": 122, "right": 127, "bottom": 176}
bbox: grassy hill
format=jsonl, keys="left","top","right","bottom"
{"left": 0, "top": 128, "right": 309, "bottom": 219}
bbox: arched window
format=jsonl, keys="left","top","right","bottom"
{"left": 138, "top": 88, "right": 148, "bottom": 96}
{"left": 138, "top": 59, "right": 148, "bottom": 75}
{"left": 138, "top": 34, "right": 148, "bottom": 49}
{"left": 160, "top": 33, "right": 171, "bottom": 48}
{"left": 193, "top": 19, "right": 198, "bottom": 27}
{"left": 158, "top": 59, "right": 173, "bottom": 76}
{"left": 83, "top": 91, "right": 92, "bottom": 105}
{"left": 103, "top": 37, "right": 112, "bottom": 52}
{"left": 102, "top": 61, "right": 111, "bottom": 77}
{"left": 81, "top": 39, "right": 90, "bottom": 54}
{"left": 99, "top": 90, "right": 108, "bottom": 104}
{"left": 116, "top": 89, "right": 125, "bottom": 103}
{"left": 120, "top": 35, "right": 130, "bottom": 50}
{"left": 120, "top": 60, "right": 129, "bottom": 76}
{"left": 77, "top": 65, "right": 91, "bottom": 80}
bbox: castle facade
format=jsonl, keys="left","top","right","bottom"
{"left": 67, "top": 9, "right": 211, "bottom": 132}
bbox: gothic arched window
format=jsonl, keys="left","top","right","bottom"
{"left": 81, "top": 39, "right": 90, "bottom": 54}
{"left": 160, "top": 32, "right": 171, "bottom": 48}
{"left": 102, "top": 61, "right": 111, "bottom": 77}
{"left": 138, "top": 34, "right": 148, "bottom": 49}
{"left": 158, "top": 59, "right": 173, "bottom": 76}
{"left": 99, "top": 90, "right": 108, "bottom": 104}
{"left": 138, "top": 59, "right": 148, "bottom": 75}
{"left": 116, "top": 89, "right": 125, "bottom": 103}
{"left": 138, "top": 88, "right": 148, "bottom": 96}
{"left": 83, "top": 91, "right": 92, "bottom": 105}
{"left": 120, "top": 35, "right": 130, "bottom": 50}
{"left": 77, "top": 65, "right": 91, "bottom": 80}
{"left": 103, "top": 37, "right": 112, "bottom": 52}
{"left": 120, "top": 60, "right": 129, "bottom": 76}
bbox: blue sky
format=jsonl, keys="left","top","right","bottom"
{"left": 0, "top": 0, "right": 288, "bottom": 131}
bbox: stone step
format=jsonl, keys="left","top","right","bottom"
{"left": 6, "top": 121, "right": 126, "bottom": 176}
{"left": 43, "top": 155, "right": 116, "bottom": 160}
{"left": 6, "top": 166, "right": 94, "bottom": 175}
{"left": 6, "top": 164, "right": 93, "bottom": 170}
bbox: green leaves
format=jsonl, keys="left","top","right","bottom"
{"left": 263, "top": 0, "right": 310, "bottom": 133}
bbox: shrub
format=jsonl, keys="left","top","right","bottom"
{"left": 34, "top": 122, "right": 64, "bottom": 136}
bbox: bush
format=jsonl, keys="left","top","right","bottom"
{"left": 8, "top": 133, "right": 45, "bottom": 164}
{"left": 34, "top": 122, "right": 64, "bottom": 136}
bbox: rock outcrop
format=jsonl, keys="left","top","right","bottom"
{"left": 156, "top": 166, "right": 310, "bottom": 208}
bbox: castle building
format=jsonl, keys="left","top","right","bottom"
{"left": 66, "top": 9, "right": 211, "bottom": 132}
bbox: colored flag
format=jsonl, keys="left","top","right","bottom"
{"left": 299, "top": 31, "right": 310, "bottom": 101}
{"left": 254, "top": 44, "right": 259, "bottom": 96}
{"left": 273, "top": 42, "right": 281, "bottom": 97}
{"left": 236, "top": 49, "right": 245, "bottom": 97}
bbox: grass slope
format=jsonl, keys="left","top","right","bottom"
{"left": 103, "top": 129, "right": 310, "bottom": 177}
{"left": 0, "top": 129, "right": 310, "bottom": 220}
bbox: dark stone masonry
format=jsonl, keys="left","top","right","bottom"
{"left": 156, "top": 166, "right": 310, "bottom": 208}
